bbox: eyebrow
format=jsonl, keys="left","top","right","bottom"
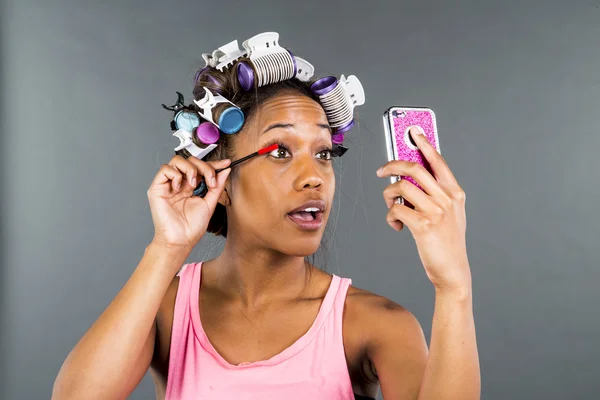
{"left": 261, "top": 123, "right": 331, "bottom": 135}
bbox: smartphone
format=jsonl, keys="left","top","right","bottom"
{"left": 382, "top": 106, "right": 440, "bottom": 207}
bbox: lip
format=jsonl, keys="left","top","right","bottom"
{"left": 287, "top": 200, "right": 326, "bottom": 231}
{"left": 287, "top": 200, "right": 326, "bottom": 214}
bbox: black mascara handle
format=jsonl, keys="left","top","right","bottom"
{"left": 192, "top": 166, "right": 228, "bottom": 198}
{"left": 193, "top": 178, "right": 209, "bottom": 198}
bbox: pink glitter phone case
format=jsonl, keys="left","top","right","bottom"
{"left": 382, "top": 107, "right": 440, "bottom": 207}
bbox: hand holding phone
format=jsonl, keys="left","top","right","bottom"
{"left": 382, "top": 107, "right": 441, "bottom": 207}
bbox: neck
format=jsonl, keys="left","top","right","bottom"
{"left": 212, "top": 234, "right": 313, "bottom": 307}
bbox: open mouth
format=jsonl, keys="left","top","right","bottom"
{"left": 287, "top": 209, "right": 324, "bottom": 230}
{"left": 288, "top": 210, "right": 319, "bottom": 221}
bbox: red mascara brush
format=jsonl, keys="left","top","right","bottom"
{"left": 193, "top": 143, "right": 279, "bottom": 197}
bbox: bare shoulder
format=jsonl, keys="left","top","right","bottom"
{"left": 343, "top": 284, "right": 427, "bottom": 363}
{"left": 344, "top": 285, "right": 421, "bottom": 331}
{"left": 341, "top": 283, "right": 427, "bottom": 395}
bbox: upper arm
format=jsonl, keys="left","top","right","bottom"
{"left": 365, "top": 298, "right": 429, "bottom": 400}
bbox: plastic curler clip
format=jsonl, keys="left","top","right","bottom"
{"left": 294, "top": 56, "right": 315, "bottom": 82}
{"left": 161, "top": 91, "right": 188, "bottom": 112}
{"left": 202, "top": 40, "right": 247, "bottom": 72}
{"left": 173, "top": 129, "right": 218, "bottom": 160}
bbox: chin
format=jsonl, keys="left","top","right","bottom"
{"left": 243, "top": 214, "right": 329, "bottom": 256}
{"left": 275, "top": 234, "right": 324, "bottom": 257}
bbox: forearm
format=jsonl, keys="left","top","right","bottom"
{"left": 418, "top": 285, "right": 480, "bottom": 400}
{"left": 53, "top": 242, "right": 190, "bottom": 398}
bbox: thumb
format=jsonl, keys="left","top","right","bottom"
{"left": 203, "top": 168, "right": 231, "bottom": 210}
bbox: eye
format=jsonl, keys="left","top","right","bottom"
{"left": 269, "top": 143, "right": 291, "bottom": 159}
{"left": 316, "top": 149, "right": 333, "bottom": 160}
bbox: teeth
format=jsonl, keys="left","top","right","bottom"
{"left": 303, "top": 207, "right": 320, "bottom": 212}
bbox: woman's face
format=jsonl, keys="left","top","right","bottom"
{"left": 223, "top": 92, "right": 335, "bottom": 256}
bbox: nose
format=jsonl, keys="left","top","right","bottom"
{"left": 292, "top": 154, "right": 323, "bottom": 191}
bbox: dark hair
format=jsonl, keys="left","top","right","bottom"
{"left": 190, "top": 62, "right": 322, "bottom": 238}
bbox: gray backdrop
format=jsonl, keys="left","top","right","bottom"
{"left": 2, "top": 0, "right": 599, "bottom": 399}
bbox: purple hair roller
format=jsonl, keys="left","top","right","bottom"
{"left": 312, "top": 74, "right": 365, "bottom": 136}
{"left": 335, "top": 120, "right": 355, "bottom": 135}
{"left": 311, "top": 76, "right": 338, "bottom": 96}
{"left": 331, "top": 132, "right": 345, "bottom": 144}
{"left": 194, "top": 67, "right": 208, "bottom": 84}
{"left": 237, "top": 62, "right": 255, "bottom": 91}
{"left": 195, "top": 67, "right": 220, "bottom": 87}
{"left": 195, "top": 122, "right": 221, "bottom": 145}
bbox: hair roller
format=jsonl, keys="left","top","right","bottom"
{"left": 194, "top": 87, "right": 245, "bottom": 134}
{"left": 311, "top": 74, "right": 365, "bottom": 139}
{"left": 195, "top": 122, "right": 220, "bottom": 145}
{"left": 162, "top": 91, "right": 219, "bottom": 160}
{"left": 236, "top": 32, "right": 315, "bottom": 91}
{"left": 164, "top": 31, "right": 367, "bottom": 161}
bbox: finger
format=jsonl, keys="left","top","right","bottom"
{"left": 168, "top": 156, "right": 199, "bottom": 188}
{"left": 187, "top": 157, "right": 232, "bottom": 189}
{"left": 151, "top": 164, "right": 183, "bottom": 191}
{"left": 202, "top": 168, "right": 231, "bottom": 208}
{"left": 377, "top": 160, "right": 448, "bottom": 200}
{"left": 409, "top": 127, "right": 460, "bottom": 190}
{"left": 383, "top": 179, "right": 439, "bottom": 212}
{"left": 386, "top": 202, "right": 421, "bottom": 232}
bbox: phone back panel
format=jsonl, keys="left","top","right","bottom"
{"left": 383, "top": 107, "right": 440, "bottom": 206}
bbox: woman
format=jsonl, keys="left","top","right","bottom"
{"left": 53, "top": 34, "right": 480, "bottom": 399}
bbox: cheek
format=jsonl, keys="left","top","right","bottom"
{"left": 326, "top": 174, "right": 336, "bottom": 211}
{"left": 323, "top": 165, "right": 335, "bottom": 191}
{"left": 237, "top": 168, "right": 282, "bottom": 206}
{"left": 235, "top": 163, "right": 335, "bottom": 213}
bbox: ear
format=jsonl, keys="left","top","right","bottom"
{"left": 218, "top": 187, "right": 231, "bottom": 207}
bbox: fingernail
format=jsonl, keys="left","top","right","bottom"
{"left": 190, "top": 177, "right": 196, "bottom": 187}
{"left": 376, "top": 167, "right": 383, "bottom": 176}
{"left": 411, "top": 126, "right": 424, "bottom": 136}
{"left": 211, "top": 176, "right": 216, "bottom": 186}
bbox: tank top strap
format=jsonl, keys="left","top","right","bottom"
{"left": 332, "top": 276, "right": 352, "bottom": 328}
{"left": 171, "top": 262, "right": 201, "bottom": 335}
{"left": 166, "top": 262, "right": 199, "bottom": 398}
{"left": 175, "top": 262, "right": 198, "bottom": 302}
{"left": 316, "top": 274, "right": 342, "bottom": 318}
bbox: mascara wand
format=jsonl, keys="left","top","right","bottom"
{"left": 193, "top": 143, "right": 279, "bottom": 197}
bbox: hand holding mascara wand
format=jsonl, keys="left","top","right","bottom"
{"left": 192, "top": 143, "right": 279, "bottom": 197}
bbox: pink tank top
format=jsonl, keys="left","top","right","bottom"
{"left": 165, "top": 262, "right": 355, "bottom": 399}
